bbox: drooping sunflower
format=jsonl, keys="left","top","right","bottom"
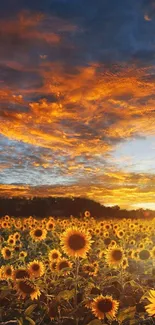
{"left": 13, "top": 268, "right": 30, "bottom": 280}
{"left": 48, "top": 249, "right": 61, "bottom": 261}
{"left": 1, "top": 247, "right": 13, "bottom": 260}
{"left": 56, "top": 258, "right": 72, "bottom": 275}
{"left": 15, "top": 279, "right": 41, "bottom": 300}
{"left": 105, "top": 247, "right": 124, "bottom": 268}
{"left": 30, "top": 227, "right": 47, "bottom": 241}
{"left": 50, "top": 261, "right": 57, "bottom": 272}
{"left": 60, "top": 227, "right": 92, "bottom": 258}
{"left": 0, "top": 265, "right": 14, "bottom": 280}
{"left": 28, "top": 260, "right": 45, "bottom": 278}
{"left": 145, "top": 289, "right": 155, "bottom": 317}
{"left": 90, "top": 295, "right": 119, "bottom": 320}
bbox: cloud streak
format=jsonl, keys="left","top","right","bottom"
{"left": 1, "top": 1, "right": 155, "bottom": 209}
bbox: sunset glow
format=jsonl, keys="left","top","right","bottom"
{"left": 1, "top": 0, "right": 155, "bottom": 209}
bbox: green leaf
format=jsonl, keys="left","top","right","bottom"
{"left": 87, "top": 320, "right": 103, "bottom": 325}
{"left": 25, "top": 316, "right": 36, "bottom": 325}
{"left": 24, "top": 304, "right": 37, "bottom": 316}
{"left": 118, "top": 306, "right": 136, "bottom": 322}
{"left": 56, "top": 289, "right": 75, "bottom": 301}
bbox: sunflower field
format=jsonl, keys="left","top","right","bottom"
{"left": 0, "top": 212, "right": 155, "bottom": 325}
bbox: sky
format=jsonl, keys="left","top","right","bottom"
{"left": 1, "top": 0, "right": 155, "bottom": 209}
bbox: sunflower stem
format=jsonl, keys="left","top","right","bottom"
{"left": 74, "top": 256, "right": 79, "bottom": 325}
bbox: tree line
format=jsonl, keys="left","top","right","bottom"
{"left": 0, "top": 197, "right": 154, "bottom": 219}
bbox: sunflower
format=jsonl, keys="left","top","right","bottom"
{"left": 1, "top": 221, "right": 9, "bottom": 229}
{"left": 90, "top": 295, "right": 119, "bottom": 320}
{"left": 105, "top": 247, "right": 124, "bottom": 268}
{"left": 19, "top": 251, "right": 27, "bottom": 259}
{"left": 28, "top": 260, "right": 45, "bottom": 278}
{"left": 0, "top": 265, "right": 14, "bottom": 280}
{"left": 13, "top": 268, "right": 30, "bottom": 280}
{"left": 84, "top": 211, "right": 91, "bottom": 218}
{"left": 4, "top": 215, "right": 10, "bottom": 221}
{"left": 46, "top": 220, "right": 55, "bottom": 231}
{"left": 48, "top": 249, "right": 61, "bottom": 261}
{"left": 7, "top": 237, "right": 16, "bottom": 246}
{"left": 60, "top": 227, "right": 92, "bottom": 258}
{"left": 30, "top": 228, "right": 47, "bottom": 241}
{"left": 15, "top": 279, "right": 41, "bottom": 300}
{"left": 121, "top": 257, "right": 129, "bottom": 269}
{"left": 13, "top": 232, "right": 21, "bottom": 240}
{"left": 50, "top": 261, "right": 57, "bottom": 272}
{"left": 1, "top": 247, "right": 13, "bottom": 260}
{"left": 56, "top": 258, "right": 72, "bottom": 275}
{"left": 145, "top": 290, "right": 155, "bottom": 317}
{"left": 82, "top": 263, "right": 98, "bottom": 276}
{"left": 116, "top": 230, "right": 125, "bottom": 239}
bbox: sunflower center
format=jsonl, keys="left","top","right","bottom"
{"left": 68, "top": 233, "right": 86, "bottom": 251}
{"left": 34, "top": 229, "right": 43, "bottom": 237}
{"left": 97, "top": 298, "right": 113, "bottom": 313}
{"left": 15, "top": 269, "right": 30, "bottom": 279}
{"left": 19, "top": 280, "right": 35, "bottom": 294}
{"left": 59, "top": 261, "right": 69, "bottom": 270}
{"left": 112, "top": 249, "right": 123, "bottom": 261}
{"left": 52, "top": 253, "right": 59, "bottom": 259}
{"left": 49, "top": 223, "right": 54, "bottom": 229}
{"left": 139, "top": 250, "right": 150, "bottom": 260}
{"left": 104, "top": 238, "right": 111, "bottom": 245}
{"left": 6, "top": 268, "right": 12, "bottom": 275}
{"left": 32, "top": 263, "right": 40, "bottom": 271}
{"left": 6, "top": 249, "right": 11, "bottom": 257}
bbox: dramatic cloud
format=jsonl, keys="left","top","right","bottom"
{"left": 1, "top": 0, "right": 155, "bottom": 209}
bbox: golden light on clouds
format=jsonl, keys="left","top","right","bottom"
{"left": 1, "top": 6, "right": 155, "bottom": 209}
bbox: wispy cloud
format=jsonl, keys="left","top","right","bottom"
{"left": 1, "top": 2, "right": 155, "bottom": 208}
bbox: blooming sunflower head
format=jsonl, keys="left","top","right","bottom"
{"left": 48, "top": 249, "right": 61, "bottom": 261}
{"left": 105, "top": 247, "right": 124, "bottom": 268}
{"left": 1, "top": 247, "right": 13, "bottom": 260}
{"left": 28, "top": 260, "right": 45, "bottom": 278}
{"left": 19, "top": 251, "right": 27, "bottom": 259}
{"left": 0, "top": 265, "right": 14, "bottom": 280}
{"left": 30, "top": 228, "right": 47, "bottom": 241}
{"left": 60, "top": 227, "right": 92, "bottom": 258}
{"left": 90, "top": 295, "right": 119, "bottom": 320}
{"left": 46, "top": 220, "right": 55, "bottom": 231}
{"left": 15, "top": 279, "right": 41, "bottom": 300}
{"left": 145, "top": 289, "right": 155, "bottom": 317}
